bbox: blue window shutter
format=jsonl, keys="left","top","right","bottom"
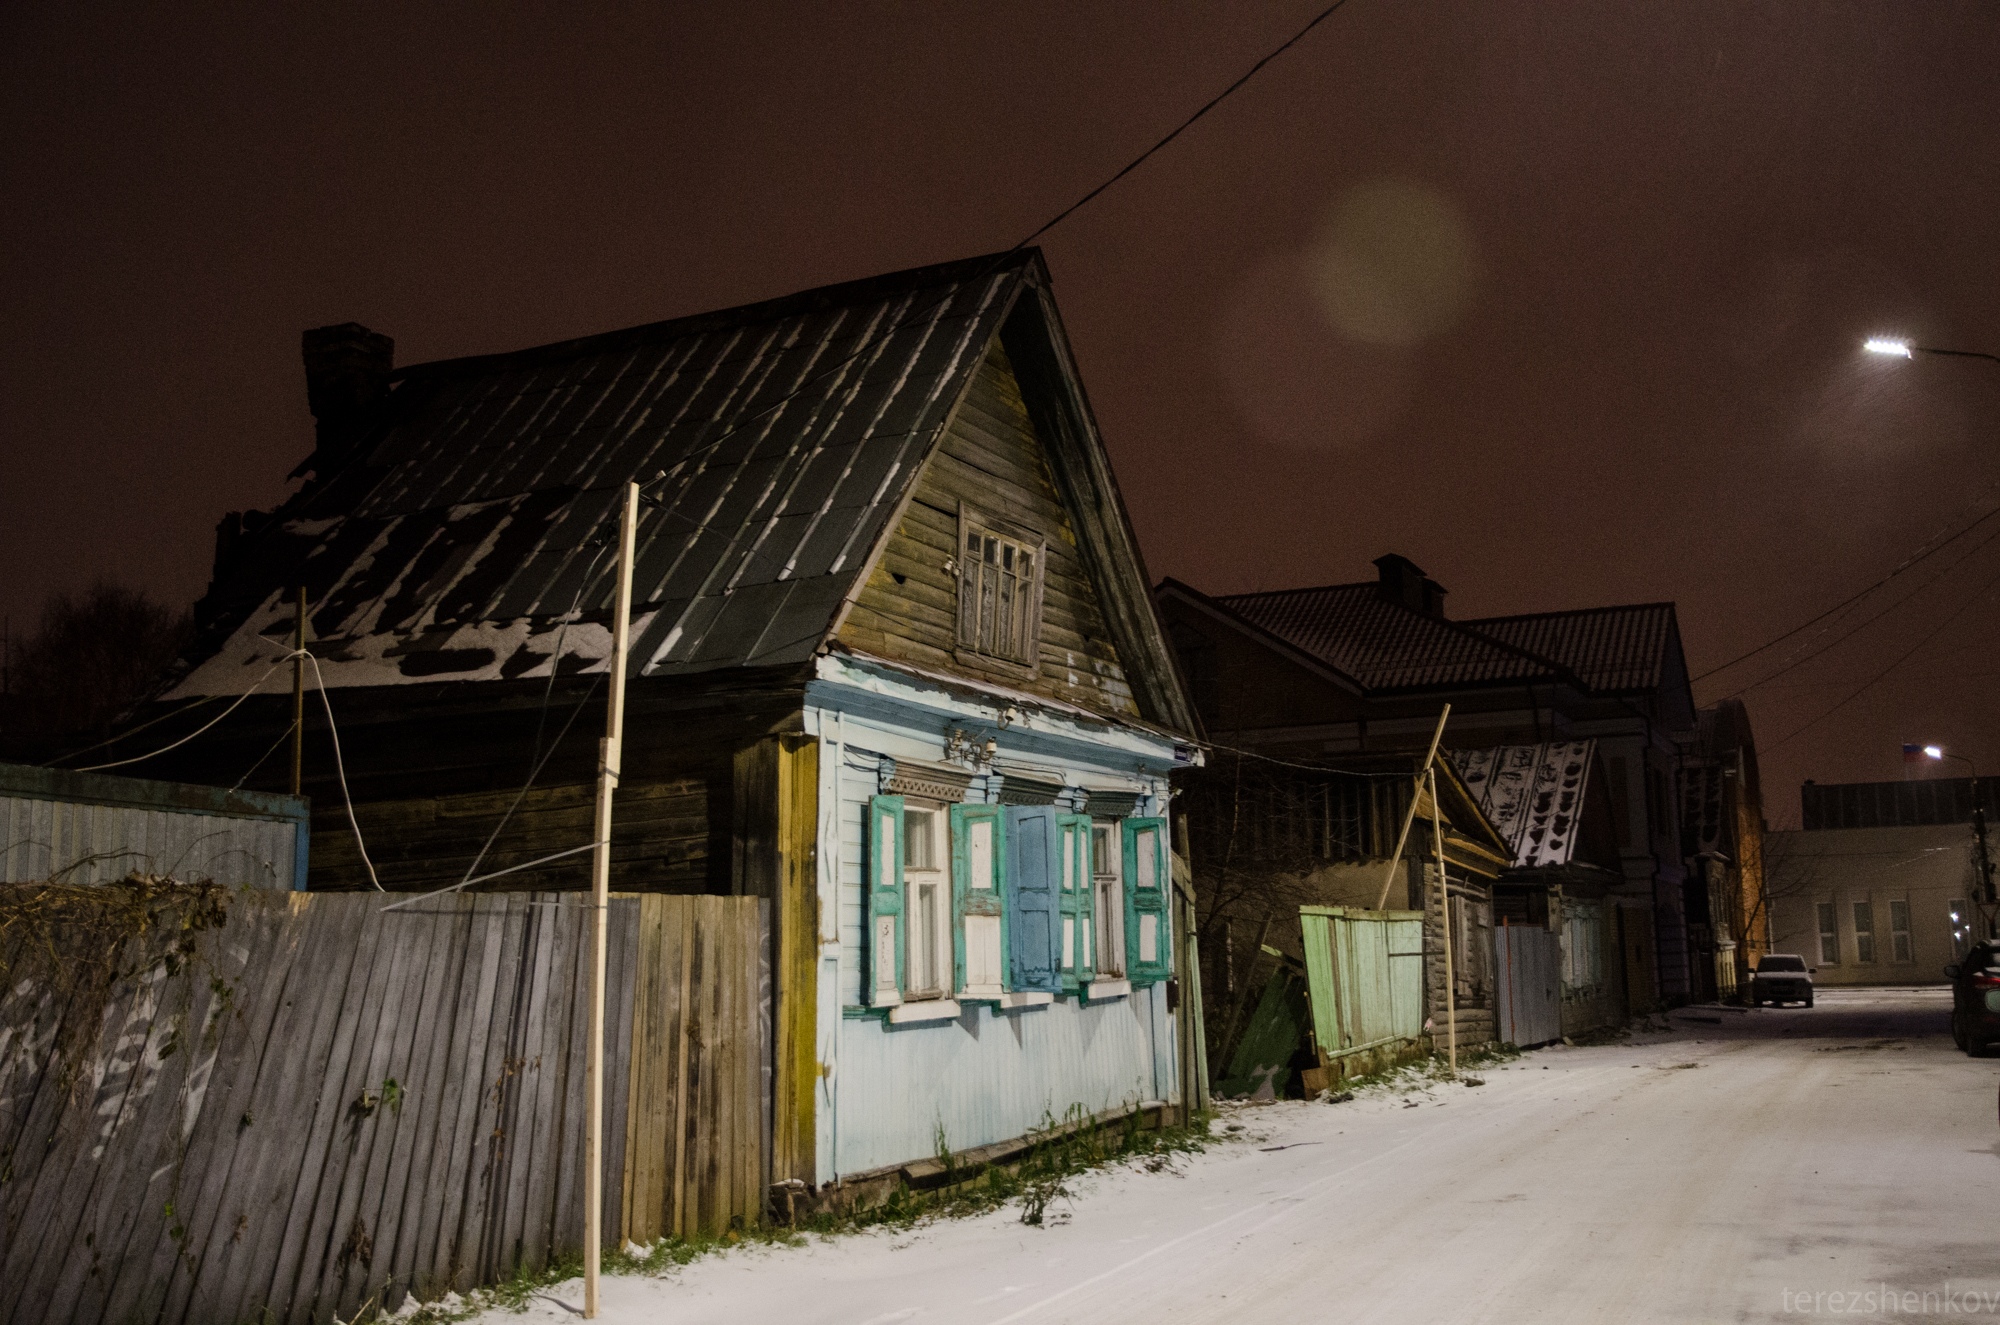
{"left": 1122, "top": 817, "right": 1171, "bottom": 986}
{"left": 951, "top": 804, "right": 1008, "bottom": 997}
{"left": 1057, "top": 813, "right": 1094, "bottom": 992}
{"left": 1005, "top": 806, "right": 1061, "bottom": 993}
{"left": 867, "top": 795, "right": 906, "bottom": 1006}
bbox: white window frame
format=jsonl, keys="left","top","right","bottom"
{"left": 955, "top": 503, "right": 1046, "bottom": 674}
{"left": 1852, "top": 899, "right": 1876, "bottom": 965}
{"left": 1889, "top": 898, "right": 1913, "bottom": 964}
{"left": 902, "top": 803, "right": 952, "bottom": 1001}
{"left": 1091, "top": 821, "right": 1125, "bottom": 978}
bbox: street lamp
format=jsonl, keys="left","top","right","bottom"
{"left": 1863, "top": 337, "right": 2000, "bottom": 366}
{"left": 1924, "top": 746, "right": 1997, "bottom": 930}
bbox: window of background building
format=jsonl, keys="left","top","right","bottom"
{"left": 1852, "top": 899, "right": 1876, "bottom": 964}
{"left": 1950, "top": 897, "right": 1972, "bottom": 958}
{"left": 1816, "top": 901, "right": 1840, "bottom": 966}
{"left": 1889, "top": 899, "right": 1913, "bottom": 963}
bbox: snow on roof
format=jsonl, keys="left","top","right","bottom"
{"left": 1450, "top": 740, "right": 1597, "bottom": 869}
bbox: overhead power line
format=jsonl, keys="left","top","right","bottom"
{"left": 1694, "top": 497, "right": 2000, "bottom": 685}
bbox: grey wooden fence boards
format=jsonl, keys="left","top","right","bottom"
{"left": 0, "top": 888, "right": 768, "bottom": 1325}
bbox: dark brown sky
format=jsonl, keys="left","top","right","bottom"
{"left": 5, "top": 2, "right": 1998, "bottom": 824}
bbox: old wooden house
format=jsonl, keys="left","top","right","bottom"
{"left": 146, "top": 250, "right": 1202, "bottom": 1209}
{"left": 1158, "top": 555, "right": 1700, "bottom": 1016}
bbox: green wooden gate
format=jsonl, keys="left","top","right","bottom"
{"left": 1299, "top": 905, "right": 1426, "bottom": 1062}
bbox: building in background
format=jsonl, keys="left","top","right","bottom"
{"left": 1766, "top": 776, "right": 1999, "bottom": 986}
{"left": 1679, "top": 699, "right": 1769, "bottom": 1001}
{"left": 1158, "top": 555, "right": 1699, "bottom": 1012}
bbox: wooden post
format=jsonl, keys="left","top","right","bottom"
{"left": 290, "top": 588, "right": 306, "bottom": 797}
{"left": 586, "top": 481, "right": 639, "bottom": 1319}
{"left": 1429, "top": 767, "right": 1456, "bottom": 1076}
{"left": 1374, "top": 705, "right": 1451, "bottom": 909}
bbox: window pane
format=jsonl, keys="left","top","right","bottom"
{"left": 904, "top": 811, "right": 933, "bottom": 871}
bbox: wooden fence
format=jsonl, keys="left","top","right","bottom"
{"left": 0, "top": 888, "right": 767, "bottom": 1325}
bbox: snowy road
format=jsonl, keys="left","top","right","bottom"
{"left": 498, "top": 989, "right": 1998, "bottom": 1324}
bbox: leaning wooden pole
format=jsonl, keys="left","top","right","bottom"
{"left": 1373, "top": 705, "right": 1451, "bottom": 910}
{"left": 585, "top": 481, "right": 639, "bottom": 1319}
{"left": 1429, "top": 767, "right": 1457, "bottom": 1076}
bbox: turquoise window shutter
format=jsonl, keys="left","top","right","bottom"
{"left": 1122, "top": 817, "right": 1171, "bottom": 986}
{"left": 1005, "top": 806, "right": 1062, "bottom": 993}
{"left": 951, "top": 803, "right": 1008, "bottom": 998}
{"left": 867, "top": 795, "right": 906, "bottom": 1006}
{"left": 1057, "top": 813, "right": 1094, "bottom": 992}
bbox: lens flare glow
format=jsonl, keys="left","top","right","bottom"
{"left": 1924, "top": 745, "right": 1944, "bottom": 759}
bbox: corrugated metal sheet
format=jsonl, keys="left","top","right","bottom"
{"left": 0, "top": 763, "right": 307, "bottom": 888}
{"left": 1451, "top": 741, "right": 1596, "bottom": 869}
{"left": 1217, "top": 583, "right": 1559, "bottom": 691}
{"left": 170, "top": 253, "right": 1037, "bottom": 698}
{"left": 1462, "top": 603, "right": 1678, "bottom": 694}
{"left": 0, "top": 797, "right": 299, "bottom": 889}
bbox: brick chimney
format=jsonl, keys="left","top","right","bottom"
{"left": 301, "top": 323, "right": 393, "bottom": 471}
{"left": 1373, "top": 553, "right": 1444, "bottom": 616}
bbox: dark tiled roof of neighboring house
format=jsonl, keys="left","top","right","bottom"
{"left": 1460, "top": 603, "right": 1679, "bottom": 694}
{"left": 1213, "top": 583, "right": 1563, "bottom": 692}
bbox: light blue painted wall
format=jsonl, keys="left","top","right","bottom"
{"left": 805, "top": 659, "right": 1186, "bottom": 1184}
{"left": 833, "top": 988, "right": 1169, "bottom": 1178}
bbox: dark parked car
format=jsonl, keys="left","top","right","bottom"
{"left": 1749, "top": 953, "right": 1815, "bottom": 1007}
{"left": 1946, "top": 941, "right": 2000, "bottom": 1055}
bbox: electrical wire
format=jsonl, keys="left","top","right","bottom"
{"left": 1694, "top": 497, "right": 2000, "bottom": 684}
{"left": 304, "top": 652, "right": 384, "bottom": 892}
{"left": 72, "top": 652, "right": 301, "bottom": 772}
{"left": 1713, "top": 519, "right": 2000, "bottom": 702}
{"left": 1765, "top": 561, "right": 2000, "bottom": 755}
{"left": 616, "top": 0, "right": 1357, "bottom": 507}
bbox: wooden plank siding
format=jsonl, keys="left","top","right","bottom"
{"left": 838, "top": 338, "right": 1139, "bottom": 719}
{"left": 0, "top": 889, "right": 767, "bottom": 1325}
{"left": 310, "top": 777, "right": 711, "bottom": 892}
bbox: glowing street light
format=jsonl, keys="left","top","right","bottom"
{"left": 1924, "top": 744, "right": 1945, "bottom": 759}
{"left": 1862, "top": 336, "right": 2000, "bottom": 366}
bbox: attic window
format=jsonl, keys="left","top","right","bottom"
{"left": 956, "top": 504, "right": 1044, "bottom": 670}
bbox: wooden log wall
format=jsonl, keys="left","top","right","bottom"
{"left": 838, "top": 338, "right": 1140, "bottom": 718}
{"left": 310, "top": 777, "right": 713, "bottom": 893}
{"left": 0, "top": 889, "right": 768, "bottom": 1325}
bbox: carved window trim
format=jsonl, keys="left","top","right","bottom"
{"left": 953, "top": 502, "right": 1046, "bottom": 678}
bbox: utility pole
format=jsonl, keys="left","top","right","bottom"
{"left": 1375, "top": 705, "right": 1451, "bottom": 910}
{"left": 584, "top": 481, "right": 639, "bottom": 1320}
{"left": 1975, "top": 778, "right": 1997, "bottom": 941}
{"left": 291, "top": 589, "right": 307, "bottom": 797}
{"left": 1429, "top": 766, "right": 1457, "bottom": 1076}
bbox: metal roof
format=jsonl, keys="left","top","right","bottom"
{"left": 1450, "top": 741, "right": 1597, "bottom": 869}
{"left": 1460, "top": 603, "right": 1679, "bottom": 694}
{"left": 170, "top": 252, "right": 1041, "bottom": 698}
{"left": 1214, "top": 583, "right": 1561, "bottom": 692}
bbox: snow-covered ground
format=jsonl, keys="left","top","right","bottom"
{"left": 480, "top": 988, "right": 1998, "bottom": 1324}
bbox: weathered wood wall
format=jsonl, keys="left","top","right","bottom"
{"left": 620, "top": 894, "right": 769, "bottom": 1242}
{"left": 310, "top": 777, "right": 712, "bottom": 893}
{"left": 0, "top": 889, "right": 767, "bottom": 1325}
{"left": 839, "top": 338, "right": 1139, "bottom": 718}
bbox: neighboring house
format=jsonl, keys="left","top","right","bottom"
{"left": 140, "top": 250, "right": 1202, "bottom": 1203}
{"left": 1183, "top": 748, "right": 1512, "bottom": 1084}
{"left": 1767, "top": 776, "right": 2000, "bottom": 985}
{"left": 0, "top": 762, "right": 308, "bottom": 889}
{"left": 1451, "top": 740, "right": 1630, "bottom": 1038}
{"left": 1678, "top": 700, "right": 1769, "bottom": 1001}
{"left": 1157, "top": 553, "right": 1700, "bottom": 1011}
